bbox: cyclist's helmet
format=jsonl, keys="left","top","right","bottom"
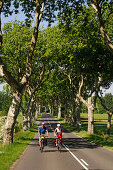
{"left": 41, "top": 122, "right": 45, "bottom": 125}
{"left": 57, "top": 124, "right": 60, "bottom": 127}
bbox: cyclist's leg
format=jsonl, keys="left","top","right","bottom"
{"left": 39, "top": 136, "right": 41, "bottom": 149}
{"left": 56, "top": 137, "right": 58, "bottom": 146}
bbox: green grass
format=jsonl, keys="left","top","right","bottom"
{"left": 0, "top": 123, "right": 36, "bottom": 170}
{"left": 81, "top": 113, "right": 113, "bottom": 120}
{"left": 57, "top": 116, "right": 113, "bottom": 151}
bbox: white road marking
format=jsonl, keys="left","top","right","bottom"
{"left": 63, "top": 144, "right": 89, "bottom": 170}
{"left": 81, "top": 159, "right": 89, "bottom": 166}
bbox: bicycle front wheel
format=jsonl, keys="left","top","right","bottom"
{"left": 41, "top": 140, "right": 44, "bottom": 152}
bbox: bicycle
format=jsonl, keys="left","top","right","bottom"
{"left": 57, "top": 134, "right": 62, "bottom": 151}
{"left": 40, "top": 134, "right": 45, "bottom": 152}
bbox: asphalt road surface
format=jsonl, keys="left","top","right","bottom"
{"left": 12, "top": 113, "right": 113, "bottom": 170}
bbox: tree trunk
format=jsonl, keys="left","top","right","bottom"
{"left": 68, "top": 104, "right": 76, "bottom": 126}
{"left": 51, "top": 105, "right": 54, "bottom": 115}
{"left": 39, "top": 104, "right": 41, "bottom": 114}
{"left": 58, "top": 103, "right": 61, "bottom": 119}
{"left": 88, "top": 97, "right": 94, "bottom": 134}
{"left": 3, "top": 91, "right": 22, "bottom": 144}
{"left": 35, "top": 103, "right": 39, "bottom": 119}
{"left": 48, "top": 104, "right": 52, "bottom": 114}
{"left": 71, "top": 104, "right": 76, "bottom": 126}
{"left": 23, "top": 114, "right": 28, "bottom": 131}
{"left": 64, "top": 103, "right": 68, "bottom": 123}
{"left": 106, "top": 113, "right": 112, "bottom": 138}
{"left": 76, "top": 98, "right": 81, "bottom": 130}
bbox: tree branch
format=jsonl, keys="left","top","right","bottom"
{"left": 0, "top": 59, "right": 20, "bottom": 91}
{"left": 20, "top": 0, "right": 45, "bottom": 86}
{"left": 90, "top": 0, "right": 113, "bottom": 54}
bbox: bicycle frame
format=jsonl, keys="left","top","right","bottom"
{"left": 41, "top": 134, "right": 45, "bottom": 152}
{"left": 57, "top": 135, "right": 62, "bottom": 151}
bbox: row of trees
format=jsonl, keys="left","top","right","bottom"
{"left": 0, "top": 0, "right": 113, "bottom": 145}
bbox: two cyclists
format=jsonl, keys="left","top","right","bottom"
{"left": 38, "top": 122, "right": 64, "bottom": 151}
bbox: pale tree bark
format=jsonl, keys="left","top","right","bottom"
{"left": 51, "top": 104, "right": 54, "bottom": 115}
{"left": 35, "top": 103, "right": 39, "bottom": 119}
{"left": 88, "top": 97, "right": 94, "bottom": 134}
{"left": 90, "top": 0, "right": 113, "bottom": 54}
{"left": 26, "top": 99, "right": 34, "bottom": 129}
{"left": 74, "top": 97, "right": 81, "bottom": 130}
{"left": 23, "top": 114, "right": 28, "bottom": 131}
{"left": 76, "top": 76, "right": 94, "bottom": 134}
{"left": 71, "top": 104, "right": 76, "bottom": 126}
{"left": 58, "top": 103, "right": 61, "bottom": 119}
{"left": 3, "top": 91, "right": 22, "bottom": 144}
{"left": 39, "top": 104, "right": 41, "bottom": 115}
{"left": 64, "top": 102, "right": 68, "bottom": 123}
{"left": 68, "top": 99, "right": 76, "bottom": 126}
{"left": 106, "top": 112, "right": 112, "bottom": 138}
{"left": 48, "top": 104, "right": 52, "bottom": 114}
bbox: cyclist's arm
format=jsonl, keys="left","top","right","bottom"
{"left": 62, "top": 129, "right": 64, "bottom": 136}
{"left": 54, "top": 129, "right": 57, "bottom": 137}
{"left": 38, "top": 128, "right": 40, "bottom": 136}
{"left": 46, "top": 129, "right": 48, "bottom": 137}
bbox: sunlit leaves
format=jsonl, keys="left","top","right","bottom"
{"left": 1, "top": 20, "right": 32, "bottom": 81}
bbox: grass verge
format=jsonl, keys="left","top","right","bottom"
{"left": 0, "top": 123, "right": 37, "bottom": 170}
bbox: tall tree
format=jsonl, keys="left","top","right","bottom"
{"left": 0, "top": 0, "right": 45, "bottom": 144}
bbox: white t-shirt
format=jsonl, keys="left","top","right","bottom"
{"left": 55, "top": 127, "right": 62, "bottom": 135}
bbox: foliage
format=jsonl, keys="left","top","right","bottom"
{"left": 104, "top": 93, "right": 113, "bottom": 111}
{"left": 14, "top": 123, "right": 22, "bottom": 133}
{"left": 1, "top": 20, "right": 32, "bottom": 81}
{"left": 0, "top": 91, "right": 12, "bottom": 116}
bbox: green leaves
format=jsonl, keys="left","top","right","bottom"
{"left": 2, "top": 20, "right": 32, "bottom": 81}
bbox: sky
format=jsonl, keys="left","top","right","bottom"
{"left": 0, "top": 4, "right": 113, "bottom": 95}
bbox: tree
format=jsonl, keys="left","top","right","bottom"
{"left": 97, "top": 93, "right": 113, "bottom": 138}
{"left": 0, "top": 0, "right": 44, "bottom": 144}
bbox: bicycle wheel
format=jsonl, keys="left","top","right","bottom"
{"left": 58, "top": 139, "right": 61, "bottom": 151}
{"left": 41, "top": 140, "right": 44, "bottom": 152}
{"left": 57, "top": 140, "right": 60, "bottom": 151}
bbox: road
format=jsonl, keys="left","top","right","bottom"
{"left": 12, "top": 113, "right": 113, "bottom": 170}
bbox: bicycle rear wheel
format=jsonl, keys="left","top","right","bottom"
{"left": 41, "top": 140, "right": 44, "bottom": 153}
{"left": 57, "top": 140, "right": 61, "bottom": 151}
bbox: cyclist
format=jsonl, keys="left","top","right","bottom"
{"left": 54, "top": 124, "right": 64, "bottom": 146}
{"left": 38, "top": 122, "right": 48, "bottom": 150}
